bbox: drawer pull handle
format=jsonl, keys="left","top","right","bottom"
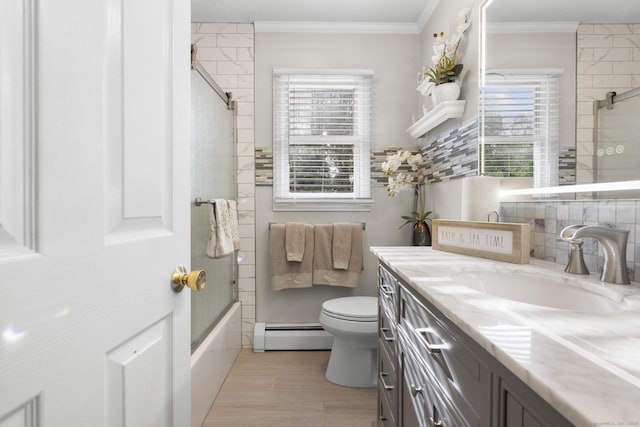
{"left": 429, "top": 405, "right": 443, "bottom": 427}
{"left": 380, "top": 283, "right": 395, "bottom": 297}
{"left": 415, "top": 327, "right": 447, "bottom": 354}
{"left": 379, "top": 372, "right": 394, "bottom": 391}
{"left": 380, "top": 327, "right": 395, "bottom": 342}
{"left": 410, "top": 384, "right": 423, "bottom": 397}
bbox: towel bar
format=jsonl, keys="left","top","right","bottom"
{"left": 195, "top": 197, "right": 223, "bottom": 206}
{"left": 268, "top": 222, "right": 365, "bottom": 230}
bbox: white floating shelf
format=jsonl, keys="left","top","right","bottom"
{"left": 406, "top": 100, "right": 466, "bottom": 138}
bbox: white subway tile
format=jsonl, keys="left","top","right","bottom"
{"left": 237, "top": 48, "right": 255, "bottom": 61}
{"left": 211, "top": 74, "right": 238, "bottom": 89}
{"left": 197, "top": 23, "right": 237, "bottom": 34}
{"left": 593, "top": 47, "right": 632, "bottom": 62}
{"left": 238, "top": 75, "right": 255, "bottom": 89}
{"left": 193, "top": 34, "right": 217, "bottom": 47}
{"left": 613, "top": 34, "right": 640, "bottom": 48}
{"left": 578, "top": 34, "right": 613, "bottom": 48}
{"left": 217, "top": 33, "right": 254, "bottom": 48}
{"left": 238, "top": 155, "right": 255, "bottom": 170}
{"left": 593, "top": 24, "right": 632, "bottom": 35}
{"left": 593, "top": 74, "right": 631, "bottom": 88}
{"left": 239, "top": 264, "right": 255, "bottom": 279}
{"left": 231, "top": 88, "right": 255, "bottom": 103}
{"left": 577, "top": 60, "right": 614, "bottom": 75}
{"left": 238, "top": 129, "right": 255, "bottom": 144}
{"left": 238, "top": 183, "right": 256, "bottom": 199}
{"left": 217, "top": 61, "right": 254, "bottom": 75}
{"left": 236, "top": 24, "right": 254, "bottom": 34}
{"left": 237, "top": 169, "right": 255, "bottom": 185}
{"left": 577, "top": 48, "right": 594, "bottom": 62}
{"left": 236, "top": 115, "right": 255, "bottom": 130}
{"left": 197, "top": 47, "right": 236, "bottom": 61}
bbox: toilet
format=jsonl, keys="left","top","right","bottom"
{"left": 319, "top": 296, "right": 378, "bottom": 388}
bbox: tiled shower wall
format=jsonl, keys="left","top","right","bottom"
{"left": 192, "top": 23, "right": 256, "bottom": 348}
{"left": 576, "top": 23, "right": 640, "bottom": 187}
{"left": 500, "top": 199, "right": 640, "bottom": 282}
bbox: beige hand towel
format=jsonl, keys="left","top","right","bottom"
{"left": 312, "top": 224, "right": 363, "bottom": 287}
{"left": 270, "top": 224, "right": 315, "bottom": 290}
{"left": 285, "top": 222, "right": 306, "bottom": 262}
{"left": 206, "top": 199, "right": 234, "bottom": 259}
{"left": 332, "top": 223, "right": 352, "bottom": 270}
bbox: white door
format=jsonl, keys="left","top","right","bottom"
{"left": 0, "top": 0, "right": 192, "bottom": 426}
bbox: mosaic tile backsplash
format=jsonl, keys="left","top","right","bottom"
{"left": 421, "top": 119, "right": 479, "bottom": 183}
{"left": 500, "top": 199, "right": 640, "bottom": 282}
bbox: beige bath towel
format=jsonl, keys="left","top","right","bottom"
{"left": 332, "top": 223, "right": 352, "bottom": 270}
{"left": 312, "top": 224, "right": 362, "bottom": 287}
{"left": 285, "top": 222, "right": 306, "bottom": 262}
{"left": 270, "top": 224, "right": 315, "bottom": 290}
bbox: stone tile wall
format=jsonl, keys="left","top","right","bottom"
{"left": 500, "top": 199, "right": 640, "bottom": 282}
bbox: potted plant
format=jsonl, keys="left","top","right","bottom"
{"left": 417, "top": 8, "right": 471, "bottom": 105}
{"left": 381, "top": 151, "right": 432, "bottom": 246}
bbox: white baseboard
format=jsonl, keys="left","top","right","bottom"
{"left": 253, "top": 322, "right": 333, "bottom": 352}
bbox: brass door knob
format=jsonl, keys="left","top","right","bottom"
{"left": 171, "top": 266, "right": 206, "bottom": 292}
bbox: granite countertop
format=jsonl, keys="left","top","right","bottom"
{"left": 370, "top": 246, "right": 640, "bottom": 427}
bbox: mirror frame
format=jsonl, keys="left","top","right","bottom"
{"left": 478, "top": 0, "right": 640, "bottom": 199}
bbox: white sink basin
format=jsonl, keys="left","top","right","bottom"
{"left": 451, "top": 271, "right": 625, "bottom": 313}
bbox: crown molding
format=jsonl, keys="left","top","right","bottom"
{"left": 417, "top": 0, "right": 440, "bottom": 32}
{"left": 487, "top": 21, "right": 579, "bottom": 33}
{"left": 254, "top": 21, "right": 420, "bottom": 34}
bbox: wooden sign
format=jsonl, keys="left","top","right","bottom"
{"left": 432, "top": 220, "right": 530, "bottom": 264}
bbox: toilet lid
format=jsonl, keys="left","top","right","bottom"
{"left": 321, "top": 296, "right": 377, "bottom": 321}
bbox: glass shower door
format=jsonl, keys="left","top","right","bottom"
{"left": 190, "top": 66, "right": 236, "bottom": 351}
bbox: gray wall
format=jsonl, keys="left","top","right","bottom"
{"left": 255, "top": 31, "right": 421, "bottom": 322}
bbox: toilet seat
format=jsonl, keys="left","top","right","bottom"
{"left": 321, "top": 296, "right": 377, "bottom": 322}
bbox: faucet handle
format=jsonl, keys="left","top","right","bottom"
{"left": 560, "top": 224, "right": 586, "bottom": 242}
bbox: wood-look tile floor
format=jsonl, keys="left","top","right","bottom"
{"left": 202, "top": 349, "right": 377, "bottom": 427}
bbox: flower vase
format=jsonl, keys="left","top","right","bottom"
{"left": 412, "top": 221, "right": 432, "bottom": 246}
{"left": 431, "top": 82, "right": 460, "bottom": 106}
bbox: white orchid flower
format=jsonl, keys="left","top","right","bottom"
{"left": 408, "top": 154, "right": 423, "bottom": 171}
{"left": 458, "top": 8, "right": 471, "bottom": 24}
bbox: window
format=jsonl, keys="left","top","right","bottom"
{"left": 273, "top": 69, "right": 373, "bottom": 211}
{"left": 480, "top": 72, "right": 560, "bottom": 188}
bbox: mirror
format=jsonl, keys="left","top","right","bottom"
{"left": 480, "top": 0, "right": 640, "bottom": 199}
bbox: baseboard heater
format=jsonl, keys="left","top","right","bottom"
{"left": 253, "top": 322, "right": 333, "bottom": 352}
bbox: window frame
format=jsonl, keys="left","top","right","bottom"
{"left": 272, "top": 68, "right": 373, "bottom": 211}
{"left": 480, "top": 69, "right": 561, "bottom": 188}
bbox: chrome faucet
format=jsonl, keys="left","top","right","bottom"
{"left": 560, "top": 225, "right": 631, "bottom": 284}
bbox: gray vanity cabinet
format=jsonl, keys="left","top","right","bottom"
{"left": 377, "top": 261, "right": 574, "bottom": 427}
{"left": 378, "top": 265, "right": 399, "bottom": 426}
{"left": 399, "top": 280, "right": 491, "bottom": 427}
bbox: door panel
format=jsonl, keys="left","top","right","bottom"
{"left": 0, "top": 0, "right": 191, "bottom": 425}
{"left": 106, "top": 317, "right": 172, "bottom": 427}
{"left": 0, "top": 0, "right": 36, "bottom": 258}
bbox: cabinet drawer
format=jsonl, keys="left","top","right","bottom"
{"left": 378, "top": 381, "right": 396, "bottom": 427}
{"left": 378, "top": 303, "right": 397, "bottom": 359}
{"left": 379, "top": 335, "right": 397, "bottom": 389}
{"left": 379, "top": 265, "right": 399, "bottom": 320}
{"left": 402, "top": 336, "right": 470, "bottom": 427}
{"left": 400, "top": 286, "right": 488, "bottom": 418}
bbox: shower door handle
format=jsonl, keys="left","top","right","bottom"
{"left": 171, "top": 266, "right": 206, "bottom": 292}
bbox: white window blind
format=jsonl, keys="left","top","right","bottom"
{"left": 480, "top": 72, "right": 560, "bottom": 188}
{"left": 273, "top": 69, "right": 373, "bottom": 211}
